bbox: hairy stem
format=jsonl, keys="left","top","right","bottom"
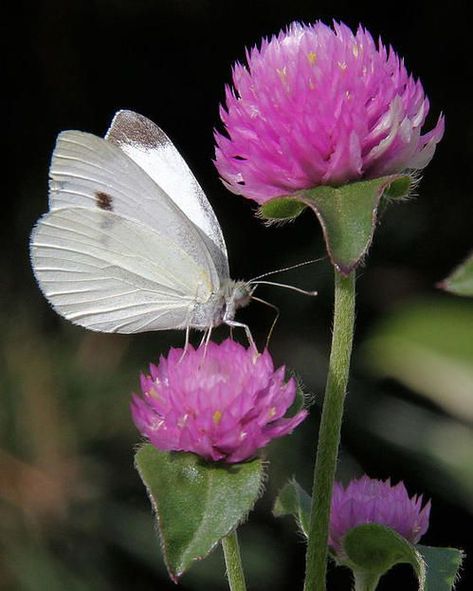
{"left": 304, "top": 270, "right": 356, "bottom": 591}
{"left": 222, "top": 530, "right": 247, "bottom": 591}
{"left": 353, "top": 570, "right": 382, "bottom": 591}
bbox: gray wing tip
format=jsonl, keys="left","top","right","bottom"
{"left": 106, "top": 109, "right": 151, "bottom": 138}
{"left": 106, "top": 109, "right": 134, "bottom": 138}
{"left": 105, "top": 110, "right": 172, "bottom": 149}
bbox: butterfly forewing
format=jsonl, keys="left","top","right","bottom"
{"left": 105, "top": 110, "right": 229, "bottom": 279}
{"left": 31, "top": 207, "right": 214, "bottom": 333}
{"left": 48, "top": 130, "right": 222, "bottom": 290}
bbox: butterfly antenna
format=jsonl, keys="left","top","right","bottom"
{"left": 251, "top": 280, "right": 318, "bottom": 297}
{"left": 248, "top": 257, "right": 325, "bottom": 283}
{"left": 252, "top": 296, "right": 280, "bottom": 349}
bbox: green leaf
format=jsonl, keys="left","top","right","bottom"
{"left": 285, "top": 376, "right": 309, "bottom": 417}
{"left": 259, "top": 175, "right": 408, "bottom": 275}
{"left": 298, "top": 176, "right": 405, "bottom": 275}
{"left": 343, "top": 524, "right": 426, "bottom": 589}
{"left": 439, "top": 252, "right": 473, "bottom": 296}
{"left": 383, "top": 175, "right": 413, "bottom": 199}
{"left": 258, "top": 197, "right": 307, "bottom": 220}
{"left": 417, "top": 545, "right": 464, "bottom": 591}
{"left": 347, "top": 532, "right": 467, "bottom": 591}
{"left": 273, "top": 478, "right": 311, "bottom": 537}
{"left": 135, "top": 444, "right": 264, "bottom": 582}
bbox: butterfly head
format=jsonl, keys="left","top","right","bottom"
{"left": 223, "top": 280, "right": 254, "bottom": 322}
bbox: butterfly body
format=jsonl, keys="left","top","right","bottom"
{"left": 187, "top": 279, "right": 253, "bottom": 330}
{"left": 30, "top": 110, "right": 253, "bottom": 336}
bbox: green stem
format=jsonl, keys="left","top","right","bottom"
{"left": 304, "top": 270, "right": 356, "bottom": 591}
{"left": 222, "top": 530, "right": 247, "bottom": 591}
{"left": 353, "top": 570, "right": 381, "bottom": 591}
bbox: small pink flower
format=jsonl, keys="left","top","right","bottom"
{"left": 215, "top": 21, "right": 444, "bottom": 204}
{"left": 131, "top": 339, "right": 308, "bottom": 463}
{"left": 329, "top": 475, "right": 431, "bottom": 554}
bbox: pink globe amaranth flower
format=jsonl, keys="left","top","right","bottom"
{"left": 215, "top": 21, "right": 444, "bottom": 204}
{"left": 131, "top": 339, "right": 308, "bottom": 464}
{"left": 329, "top": 475, "right": 431, "bottom": 554}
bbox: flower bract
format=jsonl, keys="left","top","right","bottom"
{"left": 131, "top": 339, "right": 307, "bottom": 463}
{"left": 329, "top": 475, "right": 431, "bottom": 554}
{"left": 215, "top": 21, "right": 444, "bottom": 204}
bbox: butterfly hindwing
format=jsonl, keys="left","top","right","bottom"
{"left": 30, "top": 207, "right": 215, "bottom": 333}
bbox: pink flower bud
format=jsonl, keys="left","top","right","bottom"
{"left": 330, "top": 475, "right": 431, "bottom": 554}
{"left": 131, "top": 339, "right": 308, "bottom": 463}
{"left": 215, "top": 21, "right": 444, "bottom": 204}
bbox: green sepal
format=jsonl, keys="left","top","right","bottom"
{"left": 259, "top": 175, "right": 409, "bottom": 275}
{"left": 135, "top": 444, "right": 265, "bottom": 582}
{"left": 273, "top": 478, "right": 311, "bottom": 537}
{"left": 342, "top": 524, "right": 426, "bottom": 587}
{"left": 343, "top": 526, "right": 463, "bottom": 591}
{"left": 438, "top": 252, "right": 473, "bottom": 296}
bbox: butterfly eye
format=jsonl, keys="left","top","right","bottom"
{"left": 234, "top": 285, "right": 252, "bottom": 307}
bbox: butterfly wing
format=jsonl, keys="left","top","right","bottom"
{"left": 30, "top": 207, "right": 216, "bottom": 333}
{"left": 47, "top": 129, "right": 221, "bottom": 289}
{"left": 105, "top": 110, "right": 229, "bottom": 279}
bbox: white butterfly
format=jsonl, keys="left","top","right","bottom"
{"left": 30, "top": 110, "right": 255, "bottom": 342}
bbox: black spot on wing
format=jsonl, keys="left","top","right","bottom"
{"left": 95, "top": 191, "right": 113, "bottom": 211}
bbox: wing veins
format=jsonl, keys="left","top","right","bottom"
{"left": 37, "top": 215, "right": 211, "bottom": 292}
{"left": 35, "top": 240, "right": 194, "bottom": 294}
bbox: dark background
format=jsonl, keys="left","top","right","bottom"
{"left": 1, "top": 1, "right": 472, "bottom": 590}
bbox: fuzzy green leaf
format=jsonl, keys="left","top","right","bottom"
{"left": 135, "top": 445, "right": 264, "bottom": 582}
{"left": 259, "top": 197, "right": 307, "bottom": 220}
{"left": 439, "top": 252, "right": 473, "bottom": 296}
{"left": 259, "top": 175, "right": 408, "bottom": 275}
{"left": 273, "top": 478, "right": 311, "bottom": 537}
{"left": 285, "top": 379, "right": 308, "bottom": 417}
{"left": 417, "top": 545, "right": 464, "bottom": 591}
{"left": 343, "top": 524, "right": 426, "bottom": 588}
{"left": 383, "top": 175, "right": 413, "bottom": 199}
{"left": 299, "top": 176, "right": 406, "bottom": 275}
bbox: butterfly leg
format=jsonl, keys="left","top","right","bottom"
{"left": 204, "top": 327, "right": 213, "bottom": 357}
{"left": 225, "top": 319, "right": 257, "bottom": 352}
{"left": 179, "top": 326, "right": 191, "bottom": 363}
{"left": 199, "top": 329, "right": 208, "bottom": 347}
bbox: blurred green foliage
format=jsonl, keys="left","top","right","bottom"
{"left": 440, "top": 253, "right": 473, "bottom": 297}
